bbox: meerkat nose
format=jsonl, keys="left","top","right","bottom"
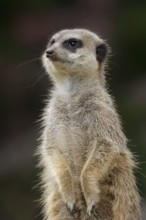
{"left": 46, "top": 50, "right": 54, "bottom": 58}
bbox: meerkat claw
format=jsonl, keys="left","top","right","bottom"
{"left": 66, "top": 202, "right": 78, "bottom": 215}
{"left": 92, "top": 204, "right": 98, "bottom": 216}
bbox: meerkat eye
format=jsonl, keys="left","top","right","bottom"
{"left": 50, "top": 39, "right": 55, "bottom": 46}
{"left": 68, "top": 39, "right": 79, "bottom": 48}
{"left": 63, "top": 38, "right": 83, "bottom": 50}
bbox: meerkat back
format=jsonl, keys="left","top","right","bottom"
{"left": 38, "top": 28, "right": 141, "bottom": 220}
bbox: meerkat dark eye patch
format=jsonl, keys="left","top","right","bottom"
{"left": 96, "top": 43, "right": 108, "bottom": 62}
{"left": 63, "top": 38, "right": 83, "bottom": 52}
{"left": 50, "top": 39, "right": 55, "bottom": 45}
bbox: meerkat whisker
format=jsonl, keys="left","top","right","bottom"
{"left": 16, "top": 57, "right": 40, "bottom": 69}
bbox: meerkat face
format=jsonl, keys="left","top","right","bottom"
{"left": 42, "top": 29, "right": 108, "bottom": 82}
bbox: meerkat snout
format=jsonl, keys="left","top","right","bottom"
{"left": 46, "top": 50, "right": 54, "bottom": 58}
{"left": 45, "top": 49, "right": 59, "bottom": 62}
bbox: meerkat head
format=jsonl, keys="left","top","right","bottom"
{"left": 42, "top": 29, "right": 108, "bottom": 83}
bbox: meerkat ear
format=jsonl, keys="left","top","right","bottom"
{"left": 96, "top": 43, "right": 108, "bottom": 62}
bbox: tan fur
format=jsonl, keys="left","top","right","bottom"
{"left": 38, "top": 29, "right": 141, "bottom": 219}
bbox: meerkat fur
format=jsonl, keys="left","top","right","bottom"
{"left": 38, "top": 28, "right": 141, "bottom": 220}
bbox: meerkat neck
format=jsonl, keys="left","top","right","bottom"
{"left": 53, "top": 73, "right": 106, "bottom": 98}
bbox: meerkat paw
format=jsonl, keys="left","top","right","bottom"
{"left": 62, "top": 191, "right": 77, "bottom": 214}
{"left": 64, "top": 192, "right": 83, "bottom": 215}
{"left": 86, "top": 200, "right": 99, "bottom": 216}
{"left": 81, "top": 173, "right": 101, "bottom": 215}
{"left": 85, "top": 192, "right": 100, "bottom": 216}
{"left": 81, "top": 185, "right": 100, "bottom": 216}
{"left": 66, "top": 201, "right": 79, "bottom": 215}
{"left": 66, "top": 200, "right": 76, "bottom": 215}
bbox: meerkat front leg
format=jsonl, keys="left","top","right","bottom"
{"left": 81, "top": 139, "right": 117, "bottom": 215}
{"left": 47, "top": 147, "right": 76, "bottom": 213}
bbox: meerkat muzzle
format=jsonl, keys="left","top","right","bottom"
{"left": 46, "top": 50, "right": 60, "bottom": 62}
{"left": 46, "top": 50, "right": 54, "bottom": 58}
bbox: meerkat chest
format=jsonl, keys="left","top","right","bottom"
{"left": 47, "top": 96, "right": 98, "bottom": 153}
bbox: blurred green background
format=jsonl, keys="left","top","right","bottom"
{"left": 0, "top": 0, "right": 146, "bottom": 219}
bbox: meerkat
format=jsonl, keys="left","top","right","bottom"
{"left": 38, "top": 29, "right": 141, "bottom": 220}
